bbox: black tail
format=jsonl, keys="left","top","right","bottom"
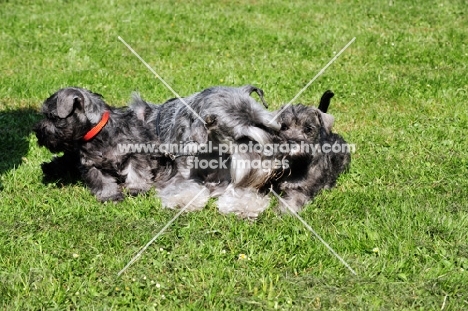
{"left": 318, "top": 90, "right": 334, "bottom": 113}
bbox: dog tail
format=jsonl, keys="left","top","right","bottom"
{"left": 240, "top": 85, "right": 268, "bottom": 108}
{"left": 318, "top": 90, "right": 334, "bottom": 113}
{"left": 130, "top": 93, "right": 151, "bottom": 122}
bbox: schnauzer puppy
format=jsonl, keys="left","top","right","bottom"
{"left": 34, "top": 87, "right": 170, "bottom": 202}
{"left": 271, "top": 90, "right": 351, "bottom": 212}
{"left": 131, "top": 85, "right": 281, "bottom": 217}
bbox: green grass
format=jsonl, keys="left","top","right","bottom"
{"left": 1, "top": 0, "right": 468, "bottom": 309}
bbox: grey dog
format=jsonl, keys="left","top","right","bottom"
{"left": 34, "top": 85, "right": 281, "bottom": 215}
{"left": 131, "top": 86, "right": 350, "bottom": 218}
{"left": 205, "top": 90, "right": 351, "bottom": 216}
{"left": 34, "top": 87, "right": 172, "bottom": 202}
{"left": 131, "top": 85, "right": 281, "bottom": 217}
{"left": 268, "top": 91, "right": 351, "bottom": 212}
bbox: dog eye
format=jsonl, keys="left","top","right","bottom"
{"left": 280, "top": 123, "right": 289, "bottom": 131}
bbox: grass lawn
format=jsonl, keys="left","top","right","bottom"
{"left": 1, "top": 0, "right": 468, "bottom": 309}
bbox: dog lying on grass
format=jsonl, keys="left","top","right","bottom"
{"left": 270, "top": 91, "right": 351, "bottom": 213}
{"left": 130, "top": 85, "right": 281, "bottom": 216}
{"left": 34, "top": 87, "right": 171, "bottom": 202}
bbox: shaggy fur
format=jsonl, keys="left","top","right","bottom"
{"left": 269, "top": 91, "right": 351, "bottom": 212}
{"left": 132, "top": 87, "right": 350, "bottom": 218}
{"left": 131, "top": 85, "right": 281, "bottom": 216}
{"left": 35, "top": 86, "right": 350, "bottom": 219}
{"left": 34, "top": 87, "right": 172, "bottom": 201}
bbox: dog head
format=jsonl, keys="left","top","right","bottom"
{"left": 274, "top": 90, "right": 337, "bottom": 165}
{"left": 34, "top": 87, "right": 109, "bottom": 153}
{"left": 277, "top": 90, "right": 336, "bottom": 144}
{"left": 277, "top": 104, "right": 335, "bottom": 143}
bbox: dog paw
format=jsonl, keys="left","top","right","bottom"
{"left": 125, "top": 182, "right": 151, "bottom": 197}
{"left": 41, "top": 155, "right": 81, "bottom": 181}
{"left": 97, "top": 192, "right": 124, "bottom": 202}
{"left": 277, "top": 193, "right": 309, "bottom": 214}
{"left": 127, "top": 187, "right": 147, "bottom": 196}
{"left": 94, "top": 184, "right": 124, "bottom": 202}
{"left": 41, "top": 161, "right": 60, "bottom": 178}
{"left": 279, "top": 181, "right": 302, "bottom": 190}
{"left": 158, "top": 181, "right": 210, "bottom": 211}
{"left": 217, "top": 187, "right": 270, "bottom": 219}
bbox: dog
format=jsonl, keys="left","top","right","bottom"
{"left": 269, "top": 91, "right": 351, "bottom": 212}
{"left": 131, "top": 85, "right": 281, "bottom": 217}
{"left": 34, "top": 87, "right": 172, "bottom": 202}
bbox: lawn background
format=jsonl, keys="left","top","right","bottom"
{"left": 1, "top": 0, "right": 467, "bottom": 309}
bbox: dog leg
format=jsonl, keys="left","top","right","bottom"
{"left": 277, "top": 189, "right": 309, "bottom": 213}
{"left": 122, "top": 161, "right": 153, "bottom": 196}
{"left": 41, "top": 151, "right": 81, "bottom": 182}
{"left": 82, "top": 167, "right": 123, "bottom": 202}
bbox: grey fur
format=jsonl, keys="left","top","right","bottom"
{"left": 131, "top": 85, "right": 281, "bottom": 214}
{"left": 35, "top": 86, "right": 350, "bottom": 219}
{"left": 270, "top": 95, "right": 351, "bottom": 212}
{"left": 34, "top": 87, "right": 172, "bottom": 202}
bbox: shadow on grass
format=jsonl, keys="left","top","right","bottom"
{"left": 0, "top": 107, "right": 41, "bottom": 190}
{"left": 0, "top": 107, "right": 81, "bottom": 190}
{"left": 39, "top": 150, "right": 82, "bottom": 187}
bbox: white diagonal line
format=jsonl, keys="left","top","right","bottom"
{"left": 270, "top": 189, "right": 357, "bottom": 275}
{"left": 269, "top": 37, "right": 356, "bottom": 124}
{"left": 117, "top": 188, "right": 208, "bottom": 276}
{"left": 118, "top": 36, "right": 206, "bottom": 125}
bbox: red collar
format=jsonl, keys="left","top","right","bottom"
{"left": 83, "top": 111, "right": 110, "bottom": 141}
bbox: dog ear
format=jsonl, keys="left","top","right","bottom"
{"left": 319, "top": 111, "right": 335, "bottom": 133}
{"left": 56, "top": 88, "right": 83, "bottom": 118}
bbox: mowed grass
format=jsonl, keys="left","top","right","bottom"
{"left": 1, "top": 0, "right": 468, "bottom": 309}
